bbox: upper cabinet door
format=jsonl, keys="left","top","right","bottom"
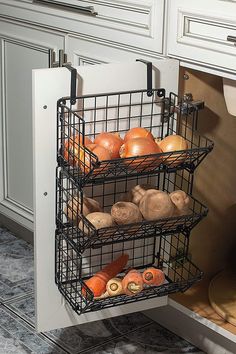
{"left": 33, "top": 59, "right": 179, "bottom": 332}
{"left": 0, "top": 18, "right": 65, "bottom": 230}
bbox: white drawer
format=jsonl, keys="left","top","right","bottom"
{"left": 1, "top": 0, "right": 165, "bottom": 55}
{"left": 168, "top": 0, "right": 236, "bottom": 73}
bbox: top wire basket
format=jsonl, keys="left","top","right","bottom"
{"left": 57, "top": 89, "right": 213, "bottom": 187}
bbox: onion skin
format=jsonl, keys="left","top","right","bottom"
{"left": 158, "top": 135, "right": 188, "bottom": 167}
{"left": 63, "top": 135, "right": 92, "bottom": 166}
{"left": 120, "top": 137, "right": 162, "bottom": 171}
{"left": 94, "top": 132, "right": 124, "bottom": 159}
{"left": 124, "top": 127, "right": 154, "bottom": 143}
{"left": 79, "top": 143, "right": 111, "bottom": 174}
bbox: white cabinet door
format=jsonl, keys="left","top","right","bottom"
{"left": 0, "top": 19, "right": 64, "bottom": 228}
{"left": 33, "top": 59, "right": 179, "bottom": 332}
{"left": 0, "top": 18, "right": 65, "bottom": 229}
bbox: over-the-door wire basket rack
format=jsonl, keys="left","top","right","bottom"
{"left": 55, "top": 61, "right": 213, "bottom": 314}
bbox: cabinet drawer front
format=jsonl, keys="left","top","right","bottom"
{"left": 168, "top": 1, "right": 236, "bottom": 73}
{"left": 6, "top": 0, "right": 165, "bottom": 54}
{"left": 1, "top": 0, "right": 165, "bottom": 54}
{"left": 48, "top": 0, "right": 164, "bottom": 53}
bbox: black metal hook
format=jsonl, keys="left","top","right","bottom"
{"left": 63, "top": 63, "right": 77, "bottom": 105}
{"left": 136, "top": 59, "right": 153, "bottom": 97}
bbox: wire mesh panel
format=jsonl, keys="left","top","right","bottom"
{"left": 57, "top": 90, "right": 213, "bottom": 186}
{"left": 56, "top": 168, "right": 208, "bottom": 253}
{"left": 55, "top": 232, "right": 202, "bottom": 314}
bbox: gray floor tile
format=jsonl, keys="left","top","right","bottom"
{"left": 0, "top": 229, "right": 33, "bottom": 303}
{"left": 82, "top": 322, "right": 205, "bottom": 354}
{"left": 5, "top": 294, "right": 152, "bottom": 353}
{"left": 0, "top": 306, "right": 67, "bottom": 354}
{"left": 0, "top": 228, "right": 18, "bottom": 244}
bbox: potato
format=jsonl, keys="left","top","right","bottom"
{"left": 111, "top": 201, "right": 142, "bottom": 225}
{"left": 139, "top": 189, "right": 174, "bottom": 221}
{"left": 169, "top": 190, "right": 191, "bottom": 216}
{"left": 123, "top": 184, "right": 155, "bottom": 205}
{"left": 79, "top": 212, "right": 114, "bottom": 235}
{"left": 66, "top": 196, "right": 102, "bottom": 225}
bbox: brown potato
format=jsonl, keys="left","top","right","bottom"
{"left": 139, "top": 189, "right": 175, "bottom": 221}
{"left": 111, "top": 201, "right": 142, "bottom": 225}
{"left": 66, "top": 196, "right": 102, "bottom": 225}
{"left": 79, "top": 212, "right": 114, "bottom": 235}
{"left": 123, "top": 184, "right": 155, "bottom": 205}
{"left": 170, "top": 190, "right": 191, "bottom": 216}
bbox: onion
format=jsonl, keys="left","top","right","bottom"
{"left": 124, "top": 127, "right": 154, "bottom": 143}
{"left": 119, "top": 137, "right": 162, "bottom": 171}
{"left": 158, "top": 135, "right": 188, "bottom": 167}
{"left": 63, "top": 135, "right": 92, "bottom": 166}
{"left": 94, "top": 132, "right": 124, "bottom": 159}
{"left": 79, "top": 143, "right": 111, "bottom": 174}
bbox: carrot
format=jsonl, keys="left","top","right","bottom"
{"left": 122, "top": 269, "right": 143, "bottom": 296}
{"left": 142, "top": 267, "right": 165, "bottom": 286}
{"left": 83, "top": 254, "right": 129, "bottom": 297}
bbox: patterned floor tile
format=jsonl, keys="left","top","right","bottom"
{"left": 0, "top": 228, "right": 18, "bottom": 244}
{"left": 5, "top": 294, "right": 152, "bottom": 353}
{"left": 0, "top": 306, "right": 67, "bottom": 354}
{"left": 0, "top": 234, "right": 34, "bottom": 303}
{"left": 81, "top": 322, "right": 205, "bottom": 354}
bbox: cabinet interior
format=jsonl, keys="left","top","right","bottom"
{"left": 173, "top": 67, "right": 236, "bottom": 335}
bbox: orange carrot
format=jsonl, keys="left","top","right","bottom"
{"left": 122, "top": 269, "right": 143, "bottom": 296}
{"left": 142, "top": 267, "right": 165, "bottom": 286}
{"left": 84, "top": 254, "right": 129, "bottom": 297}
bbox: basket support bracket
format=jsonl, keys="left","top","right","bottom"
{"left": 136, "top": 59, "right": 153, "bottom": 97}
{"left": 63, "top": 63, "right": 77, "bottom": 105}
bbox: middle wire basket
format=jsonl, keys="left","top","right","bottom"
{"left": 56, "top": 168, "right": 208, "bottom": 253}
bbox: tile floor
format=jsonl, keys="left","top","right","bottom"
{"left": 0, "top": 227, "right": 204, "bottom": 354}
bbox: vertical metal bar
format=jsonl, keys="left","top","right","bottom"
{"left": 48, "top": 48, "right": 55, "bottom": 68}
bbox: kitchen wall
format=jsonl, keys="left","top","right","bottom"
{"left": 179, "top": 68, "right": 236, "bottom": 277}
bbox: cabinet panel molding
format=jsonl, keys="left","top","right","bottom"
{"left": 0, "top": 18, "right": 65, "bottom": 228}
{"left": 168, "top": 1, "right": 236, "bottom": 74}
{"left": 0, "top": 0, "right": 165, "bottom": 54}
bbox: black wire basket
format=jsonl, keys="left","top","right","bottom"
{"left": 56, "top": 168, "right": 208, "bottom": 253}
{"left": 55, "top": 232, "right": 202, "bottom": 315}
{"left": 57, "top": 89, "right": 213, "bottom": 186}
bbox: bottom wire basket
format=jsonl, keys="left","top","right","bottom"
{"left": 55, "top": 232, "right": 202, "bottom": 315}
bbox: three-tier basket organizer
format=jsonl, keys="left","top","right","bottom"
{"left": 55, "top": 61, "right": 214, "bottom": 315}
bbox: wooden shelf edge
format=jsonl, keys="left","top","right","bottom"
{"left": 168, "top": 298, "right": 236, "bottom": 343}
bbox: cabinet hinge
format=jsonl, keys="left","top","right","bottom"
{"left": 49, "top": 49, "right": 71, "bottom": 68}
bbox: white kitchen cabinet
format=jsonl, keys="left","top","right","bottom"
{"left": 66, "top": 33, "right": 162, "bottom": 66}
{"left": 0, "top": 18, "right": 66, "bottom": 229}
{"left": 168, "top": 0, "right": 236, "bottom": 75}
{"left": 33, "top": 59, "right": 179, "bottom": 332}
{"left": 2, "top": 0, "right": 165, "bottom": 56}
{"left": 0, "top": 0, "right": 166, "bottom": 230}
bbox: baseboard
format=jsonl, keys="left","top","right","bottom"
{"left": 0, "top": 213, "right": 33, "bottom": 245}
{"left": 144, "top": 299, "right": 236, "bottom": 354}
